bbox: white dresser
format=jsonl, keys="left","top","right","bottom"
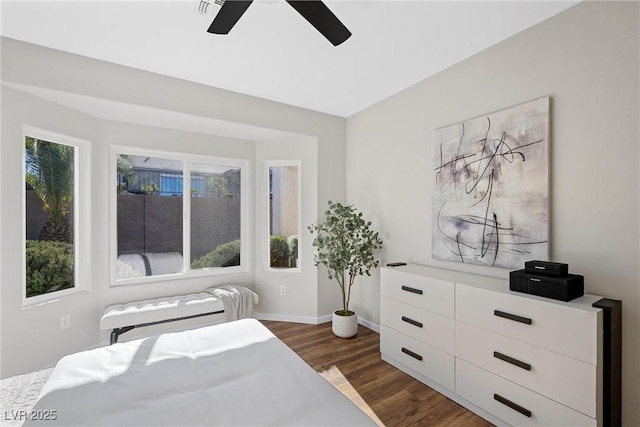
{"left": 380, "top": 264, "right": 619, "bottom": 427}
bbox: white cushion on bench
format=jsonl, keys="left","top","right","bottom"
{"left": 100, "top": 291, "right": 224, "bottom": 331}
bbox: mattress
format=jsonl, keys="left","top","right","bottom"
{"left": 25, "top": 319, "right": 376, "bottom": 426}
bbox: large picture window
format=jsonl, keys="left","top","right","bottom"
{"left": 23, "top": 127, "right": 89, "bottom": 304}
{"left": 113, "top": 148, "right": 248, "bottom": 284}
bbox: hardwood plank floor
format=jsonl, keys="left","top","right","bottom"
{"left": 262, "top": 320, "right": 494, "bottom": 427}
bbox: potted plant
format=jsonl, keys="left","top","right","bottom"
{"left": 309, "top": 201, "right": 383, "bottom": 338}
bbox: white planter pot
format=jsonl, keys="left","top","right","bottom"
{"left": 332, "top": 311, "right": 358, "bottom": 338}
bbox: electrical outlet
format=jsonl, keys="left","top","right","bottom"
{"left": 279, "top": 285, "right": 286, "bottom": 296}
{"left": 60, "top": 314, "right": 71, "bottom": 331}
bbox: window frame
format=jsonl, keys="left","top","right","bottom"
{"left": 262, "top": 160, "right": 302, "bottom": 273}
{"left": 110, "top": 146, "right": 250, "bottom": 286}
{"left": 22, "top": 126, "right": 91, "bottom": 307}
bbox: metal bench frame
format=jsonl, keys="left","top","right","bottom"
{"left": 109, "top": 309, "right": 225, "bottom": 344}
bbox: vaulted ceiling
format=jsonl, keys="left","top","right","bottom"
{"left": 0, "top": 1, "right": 578, "bottom": 117}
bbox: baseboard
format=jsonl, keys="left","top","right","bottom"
{"left": 358, "top": 316, "right": 380, "bottom": 333}
{"left": 256, "top": 312, "right": 325, "bottom": 324}
{"left": 257, "top": 312, "right": 380, "bottom": 333}
{"left": 317, "top": 314, "right": 332, "bottom": 324}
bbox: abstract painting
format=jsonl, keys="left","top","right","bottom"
{"left": 432, "top": 97, "right": 549, "bottom": 269}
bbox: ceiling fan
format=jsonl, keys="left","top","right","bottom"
{"left": 208, "top": 0, "right": 352, "bottom": 46}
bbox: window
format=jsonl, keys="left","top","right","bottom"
{"left": 23, "top": 127, "right": 89, "bottom": 304}
{"left": 264, "top": 161, "right": 301, "bottom": 271}
{"left": 113, "top": 148, "right": 248, "bottom": 284}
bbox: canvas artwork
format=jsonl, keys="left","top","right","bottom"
{"left": 432, "top": 97, "right": 550, "bottom": 269}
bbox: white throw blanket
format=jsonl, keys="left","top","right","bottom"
{"left": 206, "top": 285, "right": 259, "bottom": 321}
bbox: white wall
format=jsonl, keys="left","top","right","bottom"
{"left": 0, "top": 37, "right": 347, "bottom": 377}
{"left": 346, "top": 2, "right": 639, "bottom": 425}
{"left": 1, "top": 87, "right": 102, "bottom": 376}
{"left": 254, "top": 136, "right": 319, "bottom": 323}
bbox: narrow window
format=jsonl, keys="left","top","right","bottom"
{"left": 265, "top": 162, "right": 301, "bottom": 270}
{"left": 24, "top": 128, "right": 88, "bottom": 303}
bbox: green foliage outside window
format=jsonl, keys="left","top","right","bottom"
{"left": 25, "top": 240, "right": 74, "bottom": 298}
{"left": 270, "top": 235, "right": 298, "bottom": 268}
{"left": 25, "top": 135, "right": 77, "bottom": 298}
{"left": 191, "top": 239, "right": 241, "bottom": 269}
{"left": 190, "top": 236, "right": 298, "bottom": 270}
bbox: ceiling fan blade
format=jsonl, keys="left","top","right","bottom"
{"left": 286, "top": 1, "right": 351, "bottom": 46}
{"left": 208, "top": 0, "right": 253, "bottom": 34}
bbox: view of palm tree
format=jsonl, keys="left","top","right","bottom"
{"left": 24, "top": 136, "right": 76, "bottom": 297}
{"left": 25, "top": 136, "right": 75, "bottom": 243}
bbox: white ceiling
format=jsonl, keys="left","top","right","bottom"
{"left": 0, "top": 0, "right": 578, "bottom": 117}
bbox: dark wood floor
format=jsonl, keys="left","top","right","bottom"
{"left": 262, "top": 320, "right": 493, "bottom": 427}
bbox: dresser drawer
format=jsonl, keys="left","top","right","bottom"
{"left": 381, "top": 297, "right": 454, "bottom": 353}
{"left": 380, "top": 325, "right": 454, "bottom": 391}
{"left": 456, "top": 321, "right": 599, "bottom": 418}
{"left": 456, "top": 359, "right": 596, "bottom": 426}
{"left": 456, "top": 283, "right": 601, "bottom": 364}
{"left": 381, "top": 268, "right": 454, "bottom": 317}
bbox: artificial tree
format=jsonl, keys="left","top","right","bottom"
{"left": 309, "top": 201, "right": 383, "bottom": 317}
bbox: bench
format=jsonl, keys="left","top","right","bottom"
{"left": 100, "top": 285, "right": 258, "bottom": 344}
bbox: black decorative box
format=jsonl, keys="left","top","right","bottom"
{"left": 509, "top": 269, "right": 584, "bottom": 302}
{"left": 524, "top": 260, "right": 569, "bottom": 276}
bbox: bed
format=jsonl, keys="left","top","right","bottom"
{"left": 24, "top": 319, "right": 376, "bottom": 426}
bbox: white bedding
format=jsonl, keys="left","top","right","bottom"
{"left": 26, "top": 319, "right": 376, "bottom": 426}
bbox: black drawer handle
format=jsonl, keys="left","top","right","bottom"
{"left": 494, "top": 310, "right": 532, "bottom": 325}
{"left": 401, "top": 285, "right": 423, "bottom": 295}
{"left": 401, "top": 347, "right": 423, "bottom": 361}
{"left": 401, "top": 316, "right": 423, "bottom": 328}
{"left": 494, "top": 393, "right": 532, "bottom": 418}
{"left": 493, "top": 351, "right": 532, "bottom": 371}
